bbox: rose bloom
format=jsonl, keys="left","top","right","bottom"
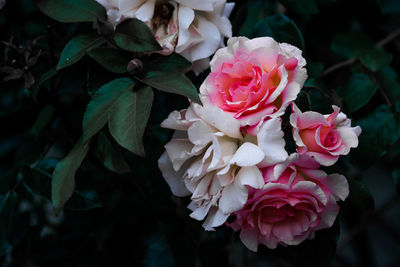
{"left": 199, "top": 36, "right": 308, "bottom": 132}
{"left": 96, "top": 0, "right": 234, "bottom": 73}
{"left": 158, "top": 102, "right": 288, "bottom": 230}
{"left": 229, "top": 153, "right": 349, "bottom": 251}
{"left": 290, "top": 103, "right": 362, "bottom": 166}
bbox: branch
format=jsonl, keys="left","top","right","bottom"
{"left": 323, "top": 27, "right": 400, "bottom": 76}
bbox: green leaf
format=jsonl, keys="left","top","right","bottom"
{"left": 359, "top": 47, "right": 392, "bottom": 72}
{"left": 52, "top": 138, "right": 89, "bottom": 209}
{"left": 22, "top": 159, "right": 102, "bottom": 210}
{"left": 36, "top": 0, "right": 106, "bottom": 23}
{"left": 31, "top": 67, "right": 57, "bottom": 102}
{"left": 347, "top": 177, "right": 375, "bottom": 211}
{"left": 142, "top": 53, "right": 191, "bottom": 72}
{"left": 114, "top": 19, "right": 162, "bottom": 53}
{"left": 331, "top": 31, "right": 392, "bottom": 72}
{"left": 108, "top": 86, "right": 154, "bottom": 156}
{"left": 264, "top": 14, "right": 305, "bottom": 51}
{"left": 96, "top": 132, "right": 130, "bottom": 173}
{"left": 138, "top": 71, "right": 200, "bottom": 103}
{"left": 82, "top": 77, "right": 135, "bottom": 142}
{"left": 88, "top": 47, "right": 131, "bottom": 74}
{"left": 307, "top": 62, "right": 324, "bottom": 79}
{"left": 86, "top": 63, "right": 113, "bottom": 97}
{"left": 30, "top": 104, "right": 55, "bottom": 136}
{"left": 331, "top": 31, "right": 373, "bottom": 59}
{"left": 279, "top": 0, "right": 319, "bottom": 15}
{"left": 239, "top": 0, "right": 277, "bottom": 38}
{"left": 22, "top": 167, "right": 52, "bottom": 200}
{"left": 356, "top": 105, "right": 400, "bottom": 162}
{"left": 376, "top": 66, "right": 400, "bottom": 101}
{"left": 57, "top": 33, "right": 105, "bottom": 70}
{"left": 338, "top": 73, "right": 378, "bottom": 112}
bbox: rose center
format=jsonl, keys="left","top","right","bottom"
{"left": 260, "top": 204, "right": 296, "bottom": 224}
{"left": 324, "top": 131, "right": 338, "bottom": 147}
{"left": 153, "top": 2, "right": 174, "bottom": 29}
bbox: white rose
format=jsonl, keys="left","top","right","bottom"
{"left": 158, "top": 102, "right": 288, "bottom": 230}
{"left": 96, "top": 0, "right": 235, "bottom": 74}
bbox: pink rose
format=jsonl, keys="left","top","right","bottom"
{"left": 229, "top": 154, "right": 349, "bottom": 251}
{"left": 158, "top": 102, "right": 288, "bottom": 230}
{"left": 200, "top": 37, "right": 307, "bottom": 131}
{"left": 290, "top": 103, "right": 362, "bottom": 166}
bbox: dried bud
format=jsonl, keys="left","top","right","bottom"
{"left": 127, "top": 59, "right": 143, "bottom": 75}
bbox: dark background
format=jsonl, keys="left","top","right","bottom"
{"left": 1, "top": 0, "right": 400, "bottom": 266}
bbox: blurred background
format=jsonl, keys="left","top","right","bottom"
{"left": 1, "top": 0, "right": 400, "bottom": 266}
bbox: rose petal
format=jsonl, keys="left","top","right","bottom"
{"left": 230, "top": 142, "right": 265, "bottom": 167}
{"left": 257, "top": 118, "right": 288, "bottom": 165}
{"left": 135, "top": 0, "right": 155, "bottom": 22}
{"left": 219, "top": 166, "right": 264, "bottom": 214}
{"left": 158, "top": 152, "right": 191, "bottom": 197}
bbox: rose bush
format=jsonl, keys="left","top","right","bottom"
{"left": 95, "top": 0, "right": 234, "bottom": 73}
{"left": 229, "top": 153, "right": 349, "bottom": 251}
{"left": 199, "top": 36, "right": 307, "bottom": 132}
{"left": 290, "top": 103, "right": 362, "bottom": 166}
{"left": 158, "top": 102, "right": 288, "bottom": 230}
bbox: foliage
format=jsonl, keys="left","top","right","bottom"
{"left": 1, "top": 0, "right": 400, "bottom": 266}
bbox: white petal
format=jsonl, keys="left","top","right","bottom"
{"left": 279, "top": 42, "right": 307, "bottom": 68}
{"left": 178, "top": 5, "right": 194, "bottom": 29}
{"left": 185, "top": 16, "right": 221, "bottom": 62}
{"left": 202, "top": 207, "right": 229, "bottom": 230}
{"left": 324, "top": 174, "right": 349, "bottom": 201}
{"left": 191, "top": 58, "right": 211, "bottom": 75}
{"left": 192, "top": 102, "right": 242, "bottom": 139}
{"left": 135, "top": 0, "right": 155, "bottom": 22}
{"left": 336, "top": 126, "right": 361, "bottom": 151}
{"left": 243, "top": 36, "right": 279, "bottom": 52}
{"left": 161, "top": 109, "right": 192, "bottom": 131}
{"left": 208, "top": 135, "right": 238, "bottom": 170}
{"left": 219, "top": 166, "right": 264, "bottom": 214}
{"left": 189, "top": 201, "right": 212, "bottom": 220}
{"left": 257, "top": 118, "right": 288, "bottom": 165}
{"left": 158, "top": 152, "right": 191, "bottom": 197}
{"left": 119, "top": 0, "right": 144, "bottom": 13}
{"left": 175, "top": 0, "right": 214, "bottom": 11}
{"left": 224, "top": 2, "right": 235, "bottom": 17}
{"left": 230, "top": 142, "right": 265, "bottom": 167}
{"left": 187, "top": 120, "right": 214, "bottom": 146}
{"left": 165, "top": 139, "right": 194, "bottom": 171}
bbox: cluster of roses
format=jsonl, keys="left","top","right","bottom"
{"left": 95, "top": 0, "right": 362, "bottom": 252}
{"left": 158, "top": 36, "right": 362, "bottom": 251}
